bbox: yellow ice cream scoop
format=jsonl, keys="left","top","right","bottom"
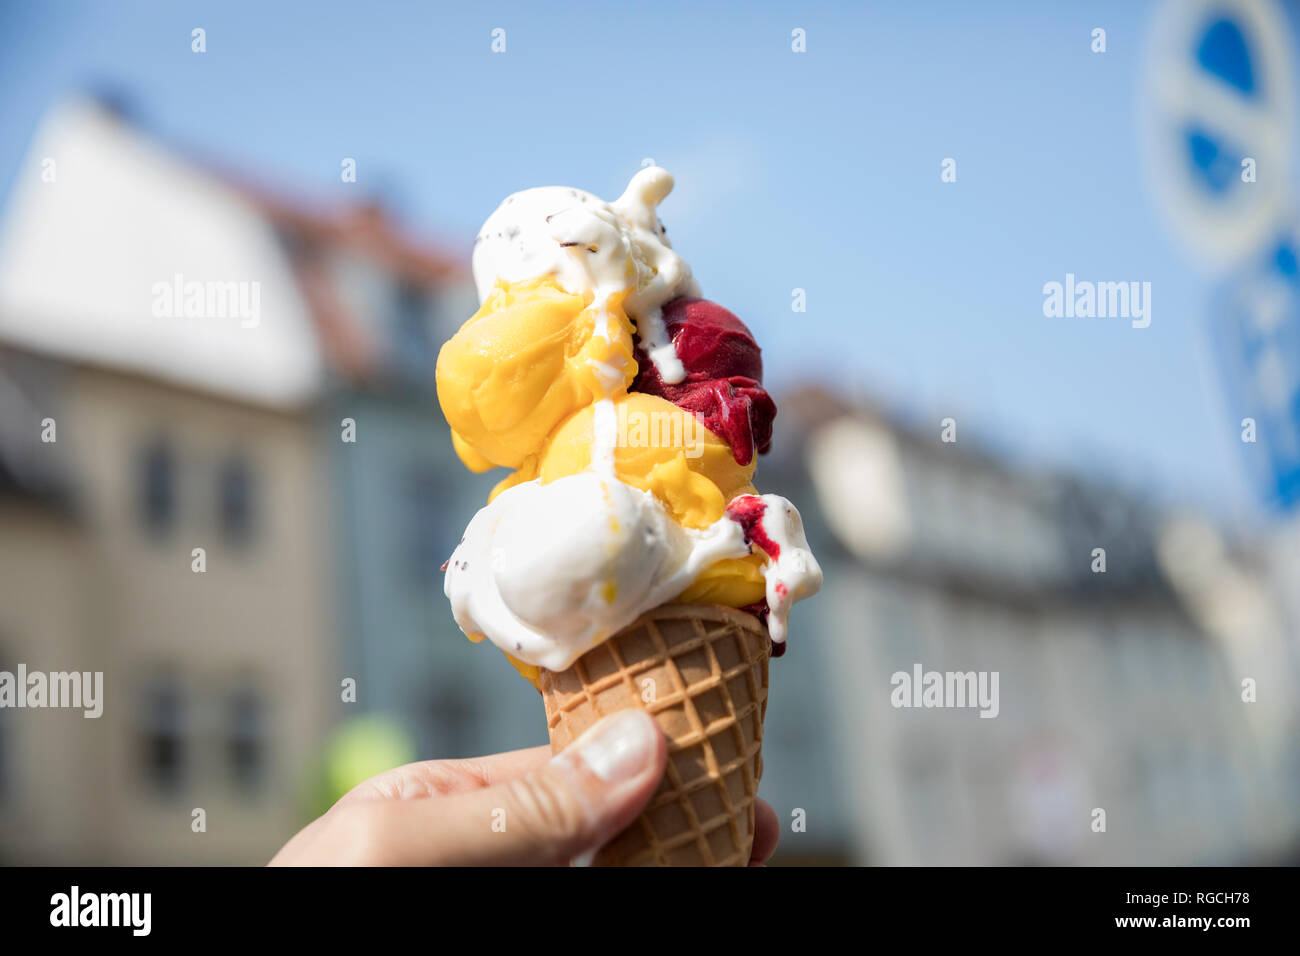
{"left": 537, "top": 392, "right": 754, "bottom": 528}
{"left": 674, "top": 554, "right": 766, "bottom": 608}
{"left": 435, "top": 278, "right": 637, "bottom": 470}
{"left": 534, "top": 392, "right": 768, "bottom": 609}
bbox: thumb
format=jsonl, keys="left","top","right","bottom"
{"left": 421, "top": 709, "right": 666, "bottom": 866}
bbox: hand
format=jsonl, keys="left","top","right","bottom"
{"left": 271, "top": 710, "right": 780, "bottom": 866}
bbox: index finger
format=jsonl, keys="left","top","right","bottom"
{"left": 338, "top": 743, "right": 554, "bottom": 804}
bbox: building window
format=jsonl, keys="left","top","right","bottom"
{"left": 138, "top": 676, "right": 185, "bottom": 794}
{"left": 218, "top": 455, "right": 255, "bottom": 546}
{"left": 226, "top": 684, "right": 265, "bottom": 793}
{"left": 405, "top": 466, "right": 450, "bottom": 585}
{"left": 425, "top": 684, "right": 474, "bottom": 759}
{"left": 138, "top": 439, "right": 175, "bottom": 535}
{"left": 393, "top": 279, "right": 433, "bottom": 379}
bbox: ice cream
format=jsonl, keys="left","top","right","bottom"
{"left": 444, "top": 473, "right": 752, "bottom": 673}
{"left": 438, "top": 168, "right": 820, "bottom": 684}
{"left": 631, "top": 297, "right": 776, "bottom": 466}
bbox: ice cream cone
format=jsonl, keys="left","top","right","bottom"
{"left": 539, "top": 604, "right": 770, "bottom": 866}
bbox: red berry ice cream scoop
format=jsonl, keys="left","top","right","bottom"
{"left": 631, "top": 297, "right": 777, "bottom": 466}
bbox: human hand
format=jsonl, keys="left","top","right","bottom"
{"left": 270, "top": 710, "right": 780, "bottom": 866}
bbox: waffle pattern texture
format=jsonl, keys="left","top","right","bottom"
{"left": 539, "top": 604, "right": 770, "bottom": 866}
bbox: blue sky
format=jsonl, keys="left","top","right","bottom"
{"left": 0, "top": 0, "right": 1293, "bottom": 527}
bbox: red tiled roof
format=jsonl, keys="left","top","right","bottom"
{"left": 207, "top": 163, "right": 471, "bottom": 284}
{"left": 191, "top": 159, "right": 471, "bottom": 385}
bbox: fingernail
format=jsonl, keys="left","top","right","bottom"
{"left": 568, "top": 710, "right": 658, "bottom": 783}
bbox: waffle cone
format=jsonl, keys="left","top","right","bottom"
{"left": 539, "top": 604, "right": 770, "bottom": 866}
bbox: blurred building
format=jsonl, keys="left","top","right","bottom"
{"left": 764, "top": 388, "right": 1300, "bottom": 865}
{"left": 0, "top": 98, "right": 546, "bottom": 864}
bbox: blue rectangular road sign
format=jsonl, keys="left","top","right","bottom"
{"left": 1212, "top": 239, "right": 1300, "bottom": 512}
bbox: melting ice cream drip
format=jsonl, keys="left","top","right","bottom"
{"left": 724, "top": 494, "right": 823, "bottom": 644}
{"left": 610, "top": 168, "right": 688, "bottom": 385}
{"left": 591, "top": 399, "right": 618, "bottom": 478}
